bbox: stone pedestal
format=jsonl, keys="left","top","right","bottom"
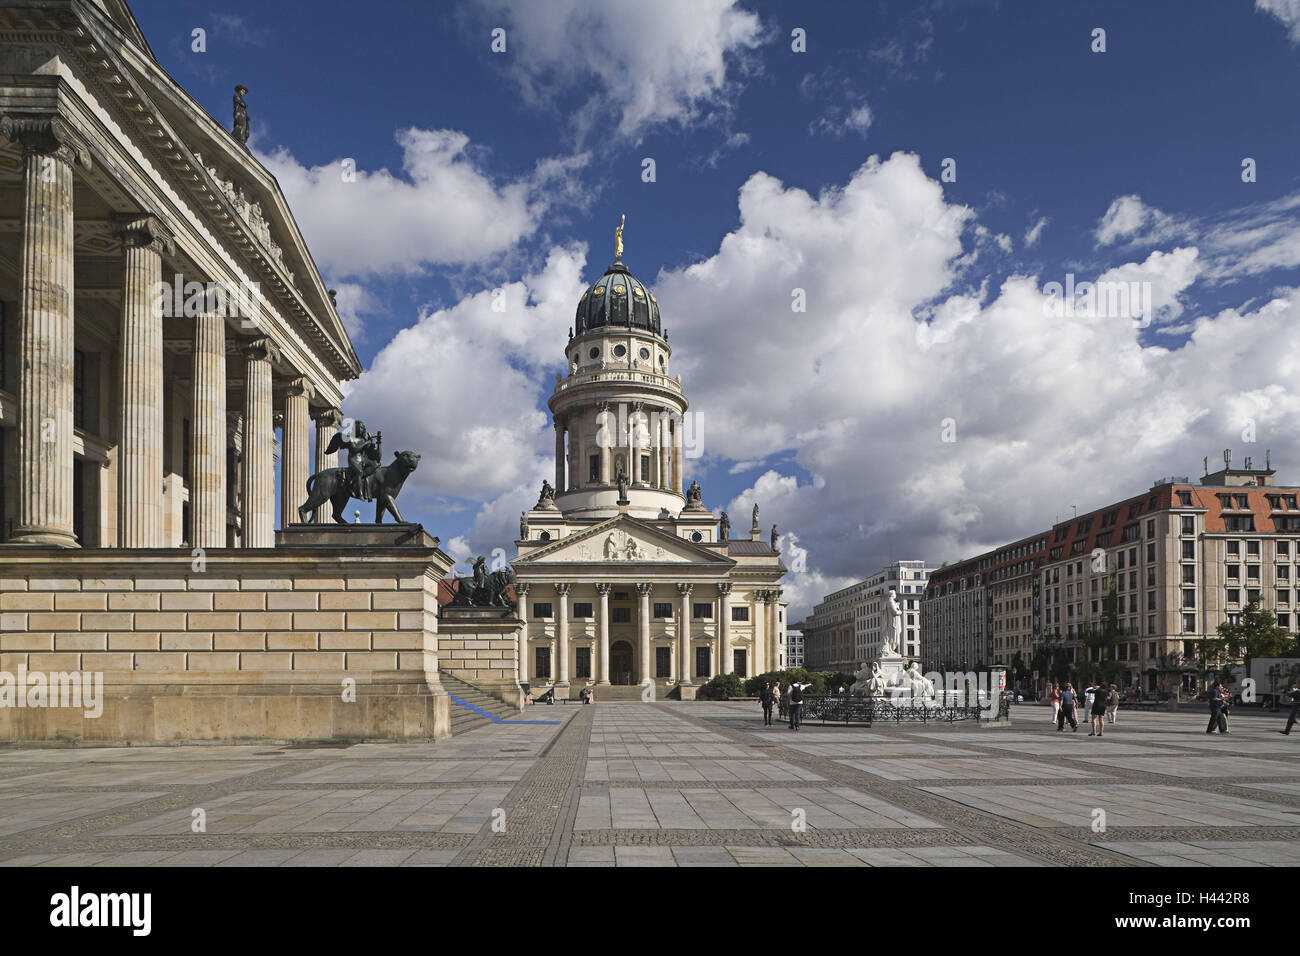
{"left": 438, "top": 606, "right": 526, "bottom": 710}
{"left": 277, "top": 522, "right": 430, "bottom": 549}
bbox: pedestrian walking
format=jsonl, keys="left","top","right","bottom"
{"left": 760, "top": 682, "right": 774, "bottom": 726}
{"left": 1206, "top": 681, "right": 1229, "bottom": 734}
{"left": 1281, "top": 682, "right": 1300, "bottom": 736}
{"left": 1105, "top": 684, "right": 1119, "bottom": 725}
{"left": 1084, "top": 684, "right": 1096, "bottom": 716}
{"left": 1089, "top": 686, "right": 1108, "bottom": 736}
{"left": 1057, "top": 683, "right": 1078, "bottom": 731}
{"left": 787, "top": 679, "right": 811, "bottom": 731}
{"left": 1049, "top": 683, "right": 1060, "bottom": 725}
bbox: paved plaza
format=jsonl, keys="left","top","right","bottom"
{"left": 0, "top": 702, "right": 1297, "bottom": 867}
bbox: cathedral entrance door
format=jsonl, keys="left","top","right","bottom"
{"left": 610, "top": 640, "right": 634, "bottom": 685}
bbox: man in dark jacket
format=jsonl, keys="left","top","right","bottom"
{"left": 760, "top": 682, "right": 774, "bottom": 726}
{"left": 1207, "top": 681, "right": 1229, "bottom": 734}
{"left": 1281, "top": 682, "right": 1300, "bottom": 736}
{"left": 788, "top": 680, "right": 810, "bottom": 731}
{"left": 1056, "top": 684, "right": 1078, "bottom": 731}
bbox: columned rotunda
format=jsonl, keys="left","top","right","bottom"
{"left": 511, "top": 233, "right": 787, "bottom": 699}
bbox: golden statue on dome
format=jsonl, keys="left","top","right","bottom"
{"left": 614, "top": 213, "right": 625, "bottom": 260}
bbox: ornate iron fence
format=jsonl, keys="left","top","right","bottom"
{"left": 778, "top": 694, "right": 1010, "bottom": 724}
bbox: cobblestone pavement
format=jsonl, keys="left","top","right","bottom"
{"left": 0, "top": 702, "right": 1297, "bottom": 866}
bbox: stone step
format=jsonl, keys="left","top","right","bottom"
{"left": 439, "top": 671, "right": 521, "bottom": 734}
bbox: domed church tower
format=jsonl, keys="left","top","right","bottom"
{"left": 548, "top": 215, "right": 688, "bottom": 520}
{"left": 509, "top": 219, "right": 787, "bottom": 701}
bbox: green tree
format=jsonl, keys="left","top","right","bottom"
{"left": 1215, "top": 601, "right": 1293, "bottom": 672}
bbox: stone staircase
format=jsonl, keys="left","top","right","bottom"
{"left": 439, "top": 672, "right": 521, "bottom": 735}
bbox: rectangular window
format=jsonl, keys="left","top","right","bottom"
{"left": 731, "top": 606, "right": 749, "bottom": 622}
{"left": 1227, "top": 565, "right": 1240, "bottom": 581}
{"left": 1146, "top": 518, "right": 1155, "bottom": 538}
{"left": 640, "top": 454, "right": 650, "bottom": 483}
{"left": 1117, "top": 551, "right": 1125, "bottom": 570}
{"left": 575, "top": 647, "right": 591, "bottom": 679}
{"left": 1280, "top": 565, "right": 1291, "bottom": 580}
{"left": 695, "top": 646, "right": 710, "bottom": 678}
{"left": 693, "top": 602, "right": 711, "bottom": 619}
{"left": 1181, "top": 566, "right": 1195, "bottom": 584}
{"left": 1148, "top": 591, "right": 1156, "bottom": 610}
{"left": 1147, "top": 567, "right": 1156, "bottom": 587}
{"left": 612, "top": 606, "right": 631, "bottom": 624}
{"left": 653, "top": 602, "right": 673, "bottom": 618}
{"left": 573, "top": 602, "right": 593, "bottom": 619}
{"left": 1178, "top": 491, "right": 1193, "bottom": 506}
{"left": 1225, "top": 516, "right": 1256, "bottom": 532}
{"left": 1182, "top": 589, "right": 1196, "bottom": 609}
{"left": 1228, "top": 540, "right": 1240, "bottom": 556}
{"left": 732, "top": 648, "right": 747, "bottom": 677}
{"left": 614, "top": 591, "right": 629, "bottom": 600}
{"left": 533, "top": 602, "right": 553, "bottom": 619}
{"left": 1247, "top": 565, "right": 1260, "bottom": 581}
{"left": 1226, "top": 588, "right": 1240, "bottom": 605}
{"left": 1181, "top": 515, "right": 1195, "bottom": 535}
{"left": 1280, "top": 541, "right": 1291, "bottom": 557}
{"left": 1182, "top": 540, "right": 1195, "bottom": 559}
{"left": 1146, "top": 542, "right": 1155, "bottom": 563}
{"left": 1279, "top": 613, "right": 1291, "bottom": 629}
{"left": 655, "top": 646, "right": 671, "bottom": 678}
{"left": 535, "top": 646, "right": 551, "bottom": 679}
{"left": 1183, "top": 613, "right": 1195, "bottom": 632}
{"left": 1248, "top": 540, "right": 1261, "bottom": 557}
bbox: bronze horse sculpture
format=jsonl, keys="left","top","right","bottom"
{"left": 298, "top": 449, "right": 420, "bottom": 524}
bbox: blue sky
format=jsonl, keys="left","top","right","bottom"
{"left": 132, "top": 0, "right": 1300, "bottom": 616}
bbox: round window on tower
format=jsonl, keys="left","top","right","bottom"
{"left": 639, "top": 347, "right": 650, "bottom": 360}
{"left": 540, "top": 531, "right": 551, "bottom": 542}
{"left": 589, "top": 347, "right": 599, "bottom": 359}
{"left": 614, "top": 345, "right": 626, "bottom": 357}
{"left": 691, "top": 531, "right": 703, "bottom": 542}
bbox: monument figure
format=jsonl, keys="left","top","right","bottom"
{"left": 519, "top": 512, "right": 528, "bottom": 541}
{"left": 719, "top": 511, "right": 730, "bottom": 541}
{"left": 537, "top": 480, "right": 555, "bottom": 507}
{"left": 770, "top": 524, "right": 778, "bottom": 551}
{"left": 883, "top": 587, "right": 904, "bottom": 656}
{"left": 614, "top": 213, "right": 625, "bottom": 260}
{"left": 686, "top": 480, "right": 702, "bottom": 505}
{"left": 324, "top": 420, "right": 381, "bottom": 502}
{"left": 616, "top": 467, "right": 629, "bottom": 503}
{"left": 751, "top": 503, "right": 760, "bottom": 535}
{"left": 298, "top": 449, "right": 420, "bottom": 524}
{"left": 232, "top": 85, "right": 250, "bottom": 145}
{"left": 448, "top": 555, "right": 516, "bottom": 609}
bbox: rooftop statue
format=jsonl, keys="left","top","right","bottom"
{"left": 719, "top": 511, "right": 730, "bottom": 541}
{"left": 614, "top": 213, "right": 625, "bottom": 260}
{"left": 298, "top": 448, "right": 420, "bottom": 525}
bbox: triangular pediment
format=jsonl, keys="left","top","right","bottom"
{"left": 515, "top": 516, "right": 734, "bottom": 567}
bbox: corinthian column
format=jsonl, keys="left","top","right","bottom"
{"left": 553, "top": 418, "right": 566, "bottom": 494}
{"left": 718, "top": 582, "right": 733, "bottom": 676}
{"left": 279, "top": 377, "right": 313, "bottom": 527}
{"left": 670, "top": 414, "right": 683, "bottom": 494}
{"left": 555, "top": 583, "right": 571, "bottom": 691}
{"left": 312, "top": 407, "right": 342, "bottom": 524}
{"left": 516, "top": 583, "right": 531, "bottom": 687}
{"left": 190, "top": 312, "right": 227, "bottom": 548}
{"left": 112, "top": 214, "right": 173, "bottom": 547}
{"left": 637, "top": 583, "right": 653, "bottom": 686}
{"left": 240, "top": 338, "right": 278, "bottom": 546}
{"left": 596, "top": 582, "right": 612, "bottom": 685}
{"left": 677, "top": 582, "right": 693, "bottom": 684}
{"left": 4, "top": 114, "right": 90, "bottom": 546}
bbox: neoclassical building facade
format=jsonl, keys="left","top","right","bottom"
{"left": 512, "top": 240, "right": 787, "bottom": 698}
{"left": 0, "top": 0, "right": 360, "bottom": 550}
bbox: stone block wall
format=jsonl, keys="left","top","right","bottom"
{"left": 0, "top": 531, "right": 456, "bottom": 743}
{"left": 437, "top": 607, "right": 525, "bottom": 709}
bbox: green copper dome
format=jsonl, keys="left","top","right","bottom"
{"left": 574, "top": 259, "right": 662, "bottom": 337}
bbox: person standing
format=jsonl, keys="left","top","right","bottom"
{"left": 1084, "top": 684, "right": 1096, "bottom": 717}
{"left": 1105, "top": 684, "right": 1119, "bottom": 725}
{"left": 760, "top": 682, "right": 774, "bottom": 726}
{"left": 1057, "top": 683, "right": 1078, "bottom": 731}
{"left": 1049, "top": 683, "right": 1060, "bottom": 725}
{"left": 788, "top": 679, "right": 810, "bottom": 731}
{"left": 1206, "top": 681, "right": 1229, "bottom": 734}
{"left": 1089, "top": 686, "right": 1108, "bottom": 736}
{"left": 1280, "top": 681, "right": 1300, "bottom": 735}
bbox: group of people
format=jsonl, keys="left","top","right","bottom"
{"left": 759, "top": 680, "right": 813, "bottom": 731}
{"left": 1048, "top": 681, "right": 1119, "bottom": 735}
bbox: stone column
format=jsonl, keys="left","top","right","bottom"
{"left": 555, "top": 583, "right": 571, "bottom": 690}
{"left": 677, "top": 583, "right": 693, "bottom": 683}
{"left": 5, "top": 114, "right": 90, "bottom": 546}
{"left": 598, "top": 402, "right": 611, "bottom": 484}
{"left": 637, "top": 583, "right": 653, "bottom": 685}
{"left": 767, "top": 590, "right": 782, "bottom": 672}
{"left": 671, "top": 415, "right": 683, "bottom": 494}
{"left": 567, "top": 420, "right": 580, "bottom": 490}
{"left": 111, "top": 214, "right": 173, "bottom": 547}
{"left": 516, "top": 583, "right": 530, "bottom": 687}
{"left": 553, "top": 419, "right": 566, "bottom": 494}
{"left": 190, "top": 312, "right": 227, "bottom": 547}
{"left": 752, "top": 590, "right": 766, "bottom": 677}
{"left": 718, "top": 582, "right": 733, "bottom": 676}
{"left": 659, "top": 415, "right": 671, "bottom": 491}
{"left": 279, "top": 378, "right": 313, "bottom": 527}
{"left": 596, "top": 582, "right": 612, "bottom": 685}
{"left": 312, "top": 408, "right": 342, "bottom": 524}
{"left": 240, "top": 338, "right": 278, "bottom": 546}
{"left": 652, "top": 413, "right": 663, "bottom": 488}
